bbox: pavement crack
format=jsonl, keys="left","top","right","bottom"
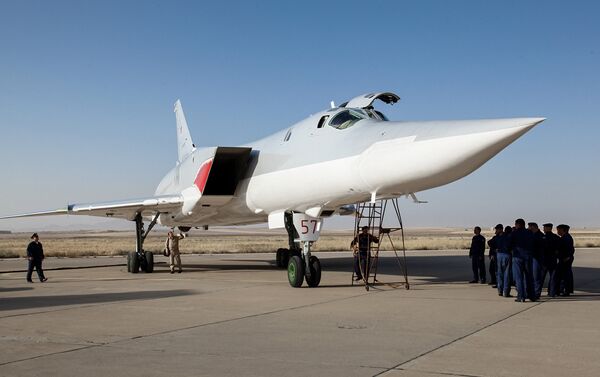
{"left": 0, "top": 289, "right": 378, "bottom": 366}
{"left": 394, "top": 367, "right": 487, "bottom": 377}
{"left": 372, "top": 300, "right": 545, "bottom": 376}
{"left": 0, "top": 344, "right": 104, "bottom": 367}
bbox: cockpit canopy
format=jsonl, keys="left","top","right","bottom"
{"left": 329, "top": 109, "right": 367, "bottom": 129}
{"left": 342, "top": 92, "right": 400, "bottom": 108}
{"left": 314, "top": 91, "right": 400, "bottom": 131}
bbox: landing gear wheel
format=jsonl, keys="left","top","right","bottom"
{"left": 281, "top": 249, "right": 290, "bottom": 268}
{"left": 276, "top": 248, "right": 288, "bottom": 269}
{"left": 306, "top": 256, "right": 321, "bottom": 287}
{"left": 405, "top": 283, "right": 410, "bottom": 290}
{"left": 139, "top": 254, "right": 148, "bottom": 272}
{"left": 287, "top": 255, "right": 305, "bottom": 288}
{"left": 144, "top": 252, "right": 154, "bottom": 273}
{"left": 130, "top": 252, "right": 140, "bottom": 273}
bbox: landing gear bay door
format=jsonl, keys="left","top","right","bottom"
{"left": 292, "top": 213, "right": 323, "bottom": 242}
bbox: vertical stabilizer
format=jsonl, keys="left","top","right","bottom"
{"left": 174, "top": 99, "right": 195, "bottom": 163}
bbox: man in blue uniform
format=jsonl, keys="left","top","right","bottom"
{"left": 26, "top": 233, "right": 47, "bottom": 283}
{"left": 489, "top": 224, "right": 511, "bottom": 296}
{"left": 510, "top": 219, "right": 535, "bottom": 302}
{"left": 351, "top": 226, "right": 379, "bottom": 281}
{"left": 528, "top": 222, "right": 545, "bottom": 300}
{"left": 469, "top": 226, "right": 486, "bottom": 284}
{"left": 556, "top": 224, "right": 575, "bottom": 296}
{"left": 542, "top": 223, "right": 560, "bottom": 297}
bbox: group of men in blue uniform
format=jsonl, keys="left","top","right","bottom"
{"left": 469, "top": 219, "right": 575, "bottom": 302}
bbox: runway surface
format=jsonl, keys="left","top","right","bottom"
{"left": 1, "top": 249, "right": 599, "bottom": 377}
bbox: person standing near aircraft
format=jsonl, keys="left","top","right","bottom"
{"left": 542, "top": 223, "right": 560, "bottom": 297}
{"left": 26, "top": 233, "right": 47, "bottom": 283}
{"left": 487, "top": 226, "right": 499, "bottom": 288}
{"left": 528, "top": 222, "right": 545, "bottom": 300}
{"left": 556, "top": 224, "right": 575, "bottom": 296}
{"left": 510, "top": 219, "right": 535, "bottom": 302}
{"left": 489, "top": 224, "right": 510, "bottom": 296}
{"left": 351, "top": 226, "right": 379, "bottom": 281}
{"left": 469, "top": 226, "right": 486, "bottom": 284}
{"left": 165, "top": 230, "right": 186, "bottom": 274}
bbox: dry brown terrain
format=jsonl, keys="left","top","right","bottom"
{"left": 1, "top": 227, "right": 599, "bottom": 258}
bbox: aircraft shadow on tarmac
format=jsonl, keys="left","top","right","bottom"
{"left": 176, "top": 254, "right": 600, "bottom": 295}
{"left": 0, "top": 287, "right": 34, "bottom": 293}
{"left": 0, "top": 289, "right": 195, "bottom": 312}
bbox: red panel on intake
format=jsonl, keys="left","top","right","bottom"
{"left": 194, "top": 159, "right": 213, "bottom": 194}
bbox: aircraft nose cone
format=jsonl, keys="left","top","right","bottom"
{"left": 357, "top": 116, "right": 546, "bottom": 194}
{"left": 508, "top": 117, "right": 545, "bottom": 130}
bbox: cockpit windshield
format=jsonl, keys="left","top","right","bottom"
{"left": 329, "top": 109, "right": 367, "bottom": 130}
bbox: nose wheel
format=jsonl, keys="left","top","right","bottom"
{"left": 280, "top": 212, "right": 324, "bottom": 288}
{"left": 287, "top": 254, "right": 322, "bottom": 288}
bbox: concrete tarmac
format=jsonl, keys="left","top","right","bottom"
{"left": 1, "top": 249, "right": 599, "bottom": 377}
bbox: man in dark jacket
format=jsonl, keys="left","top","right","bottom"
{"left": 469, "top": 226, "right": 486, "bottom": 284}
{"left": 26, "top": 233, "right": 47, "bottom": 283}
{"left": 487, "top": 226, "right": 500, "bottom": 288}
{"left": 542, "top": 223, "right": 560, "bottom": 297}
{"left": 351, "top": 226, "right": 379, "bottom": 281}
{"left": 528, "top": 222, "right": 545, "bottom": 299}
{"left": 510, "top": 219, "right": 535, "bottom": 302}
{"left": 556, "top": 224, "right": 575, "bottom": 296}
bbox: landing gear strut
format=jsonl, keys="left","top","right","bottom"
{"left": 280, "top": 212, "right": 322, "bottom": 288}
{"left": 275, "top": 212, "right": 302, "bottom": 269}
{"left": 127, "top": 212, "right": 159, "bottom": 274}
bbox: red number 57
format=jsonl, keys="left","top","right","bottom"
{"left": 301, "top": 220, "right": 318, "bottom": 234}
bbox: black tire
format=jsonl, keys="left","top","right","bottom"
{"left": 287, "top": 255, "right": 305, "bottom": 288}
{"left": 276, "top": 248, "right": 287, "bottom": 268}
{"left": 130, "top": 252, "right": 140, "bottom": 274}
{"left": 281, "top": 249, "right": 290, "bottom": 268}
{"left": 306, "top": 256, "right": 321, "bottom": 288}
{"left": 145, "top": 252, "right": 154, "bottom": 273}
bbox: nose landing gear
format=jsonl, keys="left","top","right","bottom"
{"left": 281, "top": 212, "right": 323, "bottom": 288}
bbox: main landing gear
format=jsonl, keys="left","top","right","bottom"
{"left": 127, "top": 212, "right": 159, "bottom": 274}
{"left": 276, "top": 212, "right": 322, "bottom": 288}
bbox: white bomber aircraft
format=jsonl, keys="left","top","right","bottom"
{"left": 1, "top": 92, "right": 544, "bottom": 287}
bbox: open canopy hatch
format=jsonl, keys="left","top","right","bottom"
{"left": 342, "top": 92, "right": 400, "bottom": 109}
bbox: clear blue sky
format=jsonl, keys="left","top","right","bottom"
{"left": 0, "top": 0, "right": 598, "bottom": 231}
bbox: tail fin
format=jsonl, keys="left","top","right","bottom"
{"left": 174, "top": 99, "right": 195, "bottom": 163}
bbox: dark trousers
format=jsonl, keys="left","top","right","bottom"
{"left": 556, "top": 258, "right": 574, "bottom": 295}
{"left": 471, "top": 255, "right": 486, "bottom": 282}
{"left": 27, "top": 259, "right": 45, "bottom": 282}
{"left": 512, "top": 254, "right": 535, "bottom": 300}
{"left": 354, "top": 251, "right": 369, "bottom": 279}
{"left": 532, "top": 257, "right": 544, "bottom": 299}
{"left": 496, "top": 253, "right": 512, "bottom": 296}
{"left": 489, "top": 256, "right": 497, "bottom": 284}
{"left": 542, "top": 263, "right": 557, "bottom": 297}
